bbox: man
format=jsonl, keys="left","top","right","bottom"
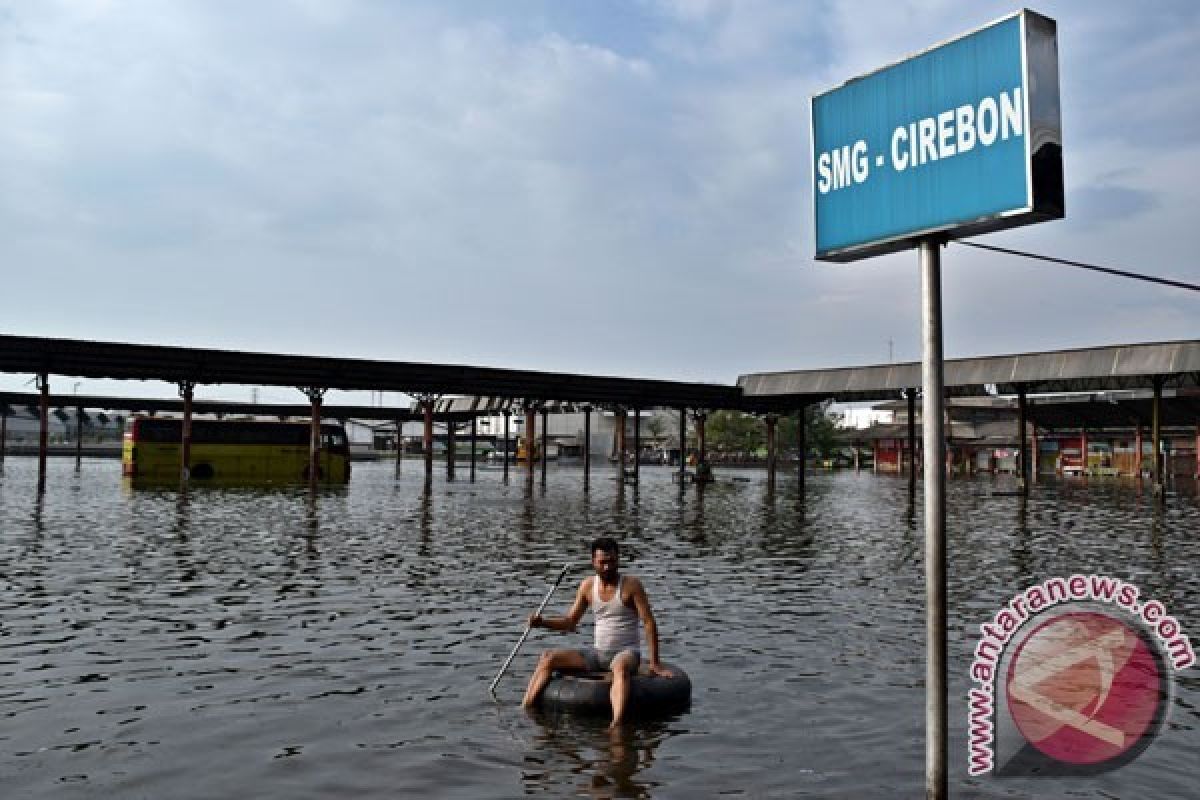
{"left": 522, "top": 536, "right": 674, "bottom": 728}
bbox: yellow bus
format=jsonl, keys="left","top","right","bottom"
{"left": 122, "top": 416, "right": 351, "bottom": 484}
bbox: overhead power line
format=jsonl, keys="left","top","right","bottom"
{"left": 955, "top": 241, "right": 1200, "bottom": 293}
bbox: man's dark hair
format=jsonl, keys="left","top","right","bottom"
{"left": 590, "top": 536, "right": 619, "bottom": 556}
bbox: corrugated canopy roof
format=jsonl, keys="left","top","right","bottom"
{"left": 0, "top": 334, "right": 761, "bottom": 411}
{"left": 739, "top": 340, "right": 1200, "bottom": 402}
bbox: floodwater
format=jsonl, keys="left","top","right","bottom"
{"left": 1, "top": 457, "right": 1197, "bottom": 799}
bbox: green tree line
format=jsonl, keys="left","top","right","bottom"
{"left": 704, "top": 402, "right": 841, "bottom": 458}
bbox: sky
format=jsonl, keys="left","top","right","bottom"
{"left": 2, "top": 0, "right": 1198, "bottom": 405}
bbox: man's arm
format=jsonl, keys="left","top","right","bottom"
{"left": 530, "top": 577, "right": 589, "bottom": 633}
{"left": 629, "top": 577, "right": 674, "bottom": 677}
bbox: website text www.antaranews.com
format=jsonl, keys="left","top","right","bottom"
{"left": 967, "top": 574, "right": 1195, "bottom": 775}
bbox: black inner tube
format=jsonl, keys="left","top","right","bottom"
{"left": 539, "top": 663, "right": 691, "bottom": 718}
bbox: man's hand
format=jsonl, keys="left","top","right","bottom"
{"left": 528, "top": 613, "right": 542, "bottom": 629}
{"left": 648, "top": 662, "right": 675, "bottom": 678}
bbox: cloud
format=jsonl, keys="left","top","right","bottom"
{"left": 0, "top": 0, "right": 1197, "bottom": 399}
{"left": 1068, "top": 184, "right": 1157, "bottom": 229}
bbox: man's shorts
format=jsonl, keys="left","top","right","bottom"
{"left": 580, "top": 646, "right": 641, "bottom": 673}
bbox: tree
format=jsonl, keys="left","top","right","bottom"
{"left": 777, "top": 402, "right": 842, "bottom": 459}
{"left": 644, "top": 411, "right": 669, "bottom": 443}
{"left": 706, "top": 410, "right": 764, "bottom": 456}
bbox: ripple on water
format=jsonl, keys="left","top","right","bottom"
{"left": 1, "top": 458, "right": 1197, "bottom": 798}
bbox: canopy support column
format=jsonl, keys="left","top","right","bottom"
{"left": 470, "top": 417, "right": 477, "bottom": 482}
{"left": 1081, "top": 428, "right": 1089, "bottom": 478}
{"left": 794, "top": 407, "right": 806, "bottom": 492}
{"left": 395, "top": 420, "right": 403, "bottom": 476}
{"left": 303, "top": 387, "right": 326, "bottom": 489}
{"left": 678, "top": 407, "right": 687, "bottom": 488}
{"left": 583, "top": 407, "right": 591, "bottom": 488}
{"left": 616, "top": 410, "right": 627, "bottom": 474}
{"left": 1135, "top": 425, "right": 1143, "bottom": 478}
{"left": 1152, "top": 378, "right": 1164, "bottom": 498}
{"left": 37, "top": 372, "right": 48, "bottom": 494}
{"left": 540, "top": 408, "right": 549, "bottom": 486}
{"left": 632, "top": 408, "right": 640, "bottom": 486}
{"left": 503, "top": 412, "right": 511, "bottom": 481}
{"left": 1031, "top": 425, "right": 1040, "bottom": 484}
{"left": 179, "top": 381, "right": 195, "bottom": 483}
{"left": 1017, "top": 387, "right": 1029, "bottom": 494}
{"left": 419, "top": 394, "right": 435, "bottom": 492}
{"left": 765, "top": 414, "right": 777, "bottom": 489}
{"left": 525, "top": 405, "right": 536, "bottom": 486}
{"left": 75, "top": 406, "right": 84, "bottom": 471}
{"left": 907, "top": 389, "right": 917, "bottom": 497}
{"left": 447, "top": 421, "right": 456, "bottom": 481}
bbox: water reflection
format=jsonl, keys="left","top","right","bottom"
{"left": 1, "top": 460, "right": 1198, "bottom": 799}
{"left": 523, "top": 711, "right": 672, "bottom": 799}
{"left": 1010, "top": 496, "right": 1034, "bottom": 586}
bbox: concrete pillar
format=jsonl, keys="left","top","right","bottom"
{"left": 180, "top": 382, "right": 195, "bottom": 482}
{"left": 765, "top": 415, "right": 777, "bottom": 488}
{"left": 37, "top": 372, "right": 49, "bottom": 494}
{"left": 447, "top": 420, "right": 456, "bottom": 481}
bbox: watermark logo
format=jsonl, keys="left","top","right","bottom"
{"left": 968, "top": 575, "right": 1194, "bottom": 777}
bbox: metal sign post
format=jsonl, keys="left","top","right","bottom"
{"left": 920, "top": 239, "right": 947, "bottom": 799}
{"left": 809, "top": 13, "right": 1061, "bottom": 796}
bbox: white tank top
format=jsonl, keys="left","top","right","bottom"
{"left": 592, "top": 576, "right": 640, "bottom": 652}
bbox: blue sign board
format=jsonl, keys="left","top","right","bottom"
{"left": 812, "top": 10, "right": 1062, "bottom": 261}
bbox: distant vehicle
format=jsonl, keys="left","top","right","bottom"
{"left": 517, "top": 439, "right": 550, "bottom": 462}
{"left": 122, "top": 416, "right": 351, "bottom": 484}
